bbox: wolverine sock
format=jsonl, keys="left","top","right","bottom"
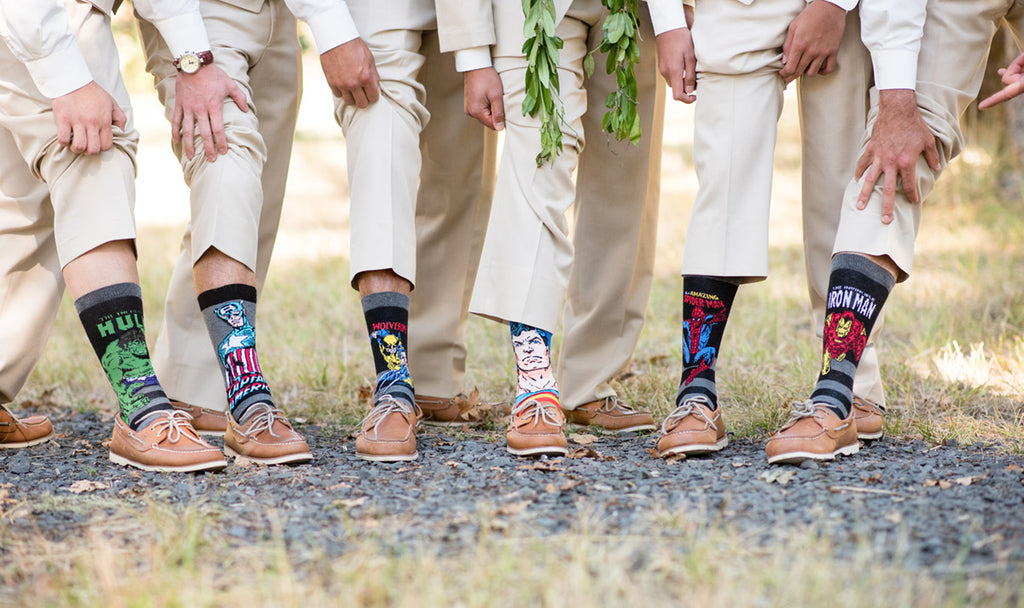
{"left": 510, "top": 322, "right": 559, "bottom": 409}
{"left": 811, "top": 254, "right": 895, "bottom": 419}
{"left": 363, "top": 292, "right": 414, "bottom": 407}
{"left": 75, "top": 282, "right": 173, "bottom": 430}
{"left": 199, "top": 284, "right": 273, "bottom": 423}
{"left": 676, "top": 276, "right": 739, "bottom": 411}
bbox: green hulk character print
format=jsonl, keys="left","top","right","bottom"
{"left": 100, "top": 329, "right": 161, "bottom": 421}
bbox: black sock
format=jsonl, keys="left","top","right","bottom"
{"left": 676, "top": 276, "right": 739, "bottom": 411}
{"left": 199, "top": 284, "right": 273, "bottom": 423}
{"left": 75, "top": 283, "right": 173, "bottom": 430}
{"left": 363, "top": 292, "right": 414, "bottom": 407}
{"left": 811, "top": 254, "right": 895, "bottom": 419}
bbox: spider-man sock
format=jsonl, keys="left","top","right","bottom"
{"left": 676, "top": 276, "right": 739, "bottom": 411}
{"left": 363, "top": 292, "right": 414, "bottom": 407}
{"left": 811, "top": 254, "right": 895, "bottom": 419}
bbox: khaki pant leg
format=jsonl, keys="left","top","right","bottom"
{"left": 143, "top": 0, "right": 299, "bottom": 409}
{"left": 833, "top": 0, "right": 1016, "bottom": 277}
{"left": 469, "top": 1, "right": 601, "bottom": 331}
{"left": 0, "top": 130, "right": 63, "bottom": 402}
{"left": 406, "top": 33, "right": 498, "bottom": 399}
{"left": 0, "top": 1, "right": 137, "bottom": 399}
{"left": 681, "top": 0, "right": 803, "bottom": 280}
{"left": 557, "top": 5, "right": 664, "bottom": 409}
{"left": 337, "top": 0, "right": 435, "bottom": 286}
{"left": 797, "top": 10, "right": 885, "bottom": 405}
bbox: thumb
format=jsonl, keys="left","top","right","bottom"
{"left": 490, "top": 92, "right": 506, "bottom": 131}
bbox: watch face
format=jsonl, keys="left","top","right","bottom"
{"left": 179, "top": 53, "right": 201, "bottom": 74}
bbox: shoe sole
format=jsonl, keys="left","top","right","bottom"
{"left": 224, "top": 445, "right": 313, "bottom": 465}
{"left": 356, "top": 451, "right": 419, "bottom": 462}
{"left": 767, "top": 442, "right": 860, "bottom": 465}
{"left": 420, "top": 419, "right": 482, "bottom": 427}
{"left": 570, "top": 422, "right": 657, "bottom": 434}
{"left": 194, "top": 429, "right": 226, "bottom": 437}
{"left": 0, "top": 431, "right": 55, "bottom": 449}
{"left": 109, "top": 452, "right": 228, "bottom": 473}
{"left": 506, "top": 445, "right": 569, "bottom": 457}
{"left": 659, "top": 436, "right": 729, "bottom": 457}
{"left": 857, "top": 430, "right": 883, "bottom": 441}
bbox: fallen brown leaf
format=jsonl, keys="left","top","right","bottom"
{"left": 445, "top": 461, "right": 460, "bottom": 468}
{"left": 1005, "top": 464, "right": 1022, "bottom": 472}
{"left": 759, "top": 470, "right": 797, "bottom": 485}
{"left": 566, "top": 447, "right": 616, "bottom": 461}
{"left": 333, "top": 497, "right": 367, "bottom": 508}
{"left": 517, "top": 461, "right": 563, "bottom": 472}
{"left": 569, "top": 433, "right": 599, "bottom": 445}
{"left": 664, "top": 454, "right": 687, "bottom": 464}
{"left": 68, "top": 480, "right": 108, "bottom": 494}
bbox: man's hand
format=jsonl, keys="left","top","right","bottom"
{"left": 854, "top": 89, "right": 942, "bottom": 224}
{"left": 463, "top": 67, "right": 505, "bottom": 131}
{"left": 173, "top": 65, "right": 249, "bottom": 162}
{"left": 320, "top": 38, "right": 380, "bottom": 108}
{"left": 979, "top": 52, "right": 1024, "bottom": 109}
{"left": 779, "top": 0, "right": 846, "bottom": 82}
{"left": 656, "top": 27, "right": 696, "bottom": 103}
{"left": 51, "top": 81, "right": 127, "bottom": 155}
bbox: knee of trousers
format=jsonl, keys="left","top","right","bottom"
{"left": 49, "top": 146, "right": 139, "bottom": 267}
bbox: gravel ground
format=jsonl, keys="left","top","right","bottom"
{"left": 2, "top": 409, "right": 1023, "bottom": 575}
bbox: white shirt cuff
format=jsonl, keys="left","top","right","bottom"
{"left": 872, "top": 48, "right": 918, "bottom": 90}
{"left": 27, "top": 43, "right": 93, "bottom": 99}
{"left": 819, "top": 0, "right": 858, "bottom": 11}
{"left": 307, "top": 5, "right": 360, "bottom": 53}
{"left": 455, "top": 46, "right": 492, "bottom": 72}
{"left": 149, "top": 10, "right": 212, "bottom": 59}
{"left": 646, "top": 0, "right": 688, "bottom": 36}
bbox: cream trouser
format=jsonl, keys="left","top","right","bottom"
{"left": 833, "top": 0, "right": 1024, "bottom": 279}
{"left": 333, "top": 0, "right": 436, "bottom": 286}
{"left": 140, "top": 0, "right": 302, "bottom": 409}
{"left": 0, "top": 1, "right": 138, "bottom": 402}
{"left": 410, "top": 4, "right": 663, "bottom": 409}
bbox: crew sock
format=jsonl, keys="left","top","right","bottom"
{"left": 75, "top": 282, "right": 173, "bottom": 430}
{"left": 810, "top": 254, "right": 895, "bottom": 419}
{"left": 676, "top": 276, "right": 739, "bottom": 411}
{"left": 363, "top": 291, "right": 415, "bottom": 407}
{"left": 199, "top": 284, "right": 273, "bottom": 423}
{"left": 510, "top": 322, "right": 559, "bottom": 409}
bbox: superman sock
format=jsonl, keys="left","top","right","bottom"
{"left": 75, "top": 283, "right": 173, "bottom": 430}
{"left": 363, "top": 292, "right": 415, "bottom": 407}
{"left": 676, "top": 276, "right": 739, "bottom": 411}
{"left": 199, "top": 284, "right": 273, "bottom": 423}
{"left": 510, "top": 322, "right": 559, "bottom": 409}
{"left": 810, "top": 254, "right": 895, "bottom": 419}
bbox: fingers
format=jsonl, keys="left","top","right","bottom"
{"left": 196, "top": 111, "right": 215, "bottom": 162}
{"left": 210, "top": 109, "right": 228, "bottom": 157}
{"left": 684, "top": 52, "right": 697, "bottom": 97}
{"left": 227, "top": 82, "right": 249, "bottom": 113}
{"left": 112, "top": 105, "right": 127, "bottom": 131}
{"left": 923, "top": 139, "right": 941, "bottom": 173}
{"left": 857, "top": 162, "right": 881, "bottom": 210}
{"left": 56, "top": 117, "right": 73, "bottom": 148}
{"left": 880, "top": 168, "right": 897, "bottom": 224}
{"left": 181, "top": 111, "right": 196, "bottom": 160}
{"left": 490, "top": 92, "right": 506, "bottom": 131}
{"left": 978, "top": 80, "right": 1024, "bottom": 109}
{"left": 899, "top": 160, "right": 919, "bottom": 205}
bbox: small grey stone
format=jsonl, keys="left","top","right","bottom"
{"left": 800, "top": 460, "right": 819, "bottom": 470}
{"left": 7, "top": 455, "right": 31, "bottom": 475}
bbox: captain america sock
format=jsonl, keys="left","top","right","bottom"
{"left": 810, "top": 254, "right": 895, "bottom": 419}
{"left": 74, "top": 282, "right": 173, "bottom": 430}
{"left": 199, "top": 284, "right": 273, "bottom": 423}
{"left": 510, "top": 322, "right": 559, "bottom": 409}
{"left": 362, "top": 292, "right": 415, "bottom": 407}
{"left": 676, "top": 276, "right": 739, "bottom": 411}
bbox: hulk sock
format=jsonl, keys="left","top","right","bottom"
{"left": 75, "top": 282, "right": 173, "bottom": 430}
{"left": 199, "top": 284, "right": 273, "bottom": 423}
{"left": 510, "top": 322, "right": 559, "bottom": 409}
{"left": 811, "top": 254, "right": 895, "bottom": 419}
{"left": 363, "top": 292, "right": 414, "bottom": 407}
{"left": 676, "top": 276, "right": 739, "bottom": 411}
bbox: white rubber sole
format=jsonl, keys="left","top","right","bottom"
{"left": 506, "top": 445, "right": 569, "bottom": 457}
{"left": 767, "top": 442, "right": 860, "bottom": 465}
{"left": 224, "top": 445, "right": 313, "bottom": 465}
{"left": 857, "top": 430, "right": 883, "bottom": 441}
{"left": 659, "top": 436, "right": 729, "bottom": 457}
{"left": 109, "top": 452, "right": 228, "bottom": 473}
{"left": 356, "top": 451, "right": 419, "bottom": 462}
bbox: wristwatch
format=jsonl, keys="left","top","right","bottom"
{"left": 173, "top": 50, "right": 214, "bottom": 75}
